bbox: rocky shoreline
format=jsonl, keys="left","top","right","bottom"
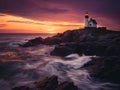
{"left": 18, "top": 29, "right": 120, "bottom": 90}
{"left": 20, "top": 29, "right": 120, "bottom": 56}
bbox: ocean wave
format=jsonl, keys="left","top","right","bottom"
{"left": 0, "top": 44, "right": 119, "bottom": 90}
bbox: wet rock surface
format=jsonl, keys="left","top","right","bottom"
{"left": 82, "top": 56, "right": 120, "bottom": 84}
{"left": 56, "top": 81, "right": 78, "bottom": 90}
{"left": 34, "top": 75, "right": 58, "bottom": 90}
{"left": 12, "top": 76, "right": 78, "bottom": 90}
{"left": 50, "top": 43, "right": 76, "bottom": 57}
{"left": 20, "top": 37, "right": 43, "bottom": 47}
{"left": 12, "top": 86, "right": 30, "bottom": 90}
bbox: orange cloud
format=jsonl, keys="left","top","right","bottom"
{"left": 0, "top": 24, "right": 6, "bottom": 27}
{"left": 0, "top": 14, "right": 84, "bottom": 33}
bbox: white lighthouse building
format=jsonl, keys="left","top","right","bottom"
{"left": 85, "top": 13, "right": 97, "bottom": 28}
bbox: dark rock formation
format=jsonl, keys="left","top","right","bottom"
{"left": 82, "top": 56, "right": 120, "bottom": 84}
{"left": 51, "top": 41, "right": 120, "bottom": 57}
{"left": 51, "top": 29, "right": 120, "bottom": 56}
{"left": 43, "top": 35, "right": 62, "bottom": 45}
{"left": 21, "top": 37, "right": 43, "bottom": 47}
{"left": 21, "top": 29, "right": 120, "bottom": 56}
{"left": 56, "top": 81, "right": 78, "bottom": 90}
{"left": 51, "top": 43, "right": 76, "bottom": 57}
{"left": 12, "top": 86, "right": 30, "bottom": 90}
{"left": 34, "top": 75, "right": 58, "bottom": 90}
{"left": 12, "top": 76, "right": 78, "bottom": 90}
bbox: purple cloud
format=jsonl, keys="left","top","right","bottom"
{"left": 0, "top": 0, "right": 120, "bottom": 30}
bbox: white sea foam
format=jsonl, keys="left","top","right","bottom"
{"left": 22, "top": 52, "right": 117, "bottom": 90}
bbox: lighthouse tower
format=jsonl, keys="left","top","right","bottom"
{"left": 85, "top": 12, "right": 89, "bottom": 28}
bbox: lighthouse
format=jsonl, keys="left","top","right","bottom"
{"left": 84, "top": 13, "right": 97, "bottom": 28}
{"left": 85, "top": 13, "right": 89, "bottom": 27}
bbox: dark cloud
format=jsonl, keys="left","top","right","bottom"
{"left": 0, "top": 0, "right": 69, "bottom": 19}
{"left": 0, "top": 0, "right": 120, "bottom": 18}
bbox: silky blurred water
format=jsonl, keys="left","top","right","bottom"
{"left": 0, "top": 34, "right": 118, "bottom": 90}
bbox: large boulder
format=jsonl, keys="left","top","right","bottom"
{"left": 21, "top": 37, "right": 43, "bottom": 47}
{"left": 82, "top": 56, "right": 120, "bottom": 84}
{"left": 75, "top": 43, "right": 120, "bottom": 56}
{"left": 12, "top": 86, "right": 30, "bottom": 90}
{"left": 56, "top": 82, "right": 78, "bottom": 90}
{"left": 43, "top": 36, "right": 61, "bottom": 45}
{"left": 50, "top": 43, "right": 76, "bottom": 57}
{"left": 34, "top": 75, "right": 58, "bottom": 90}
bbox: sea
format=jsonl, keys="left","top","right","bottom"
{"left": 0, "top": 33, "right": 118, "bottom": 90}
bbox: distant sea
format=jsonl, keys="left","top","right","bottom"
{"left": 0, "top": 33, "right": 53, "bottom": 43}
{"left": 0, "top": 33, "right": 116, "bottom": 90}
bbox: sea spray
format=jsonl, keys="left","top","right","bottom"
{"left": 22, "top": 52, "right": 117, "bottom": 90}
{"left": 0, "top": 35, "right": 119, "bottom": 90}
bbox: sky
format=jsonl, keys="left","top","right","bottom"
{"left": 0, "top": 0, "right": 120, "bottom": 33}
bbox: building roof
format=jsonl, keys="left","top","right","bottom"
{"left": 89, "top": 18, "right": 97, "bottom": 24}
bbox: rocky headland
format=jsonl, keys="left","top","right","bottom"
{"left": 21, "top": 29, "right": 120, "bottom": 56}
{"left": 18, "top": 28, "right": 120, "bottom": 90}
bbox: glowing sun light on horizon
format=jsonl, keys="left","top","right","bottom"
{"left": 0, "top": 14, "right": 84, "bottom": 33}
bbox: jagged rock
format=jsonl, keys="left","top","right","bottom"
{"left": 11, "top": 76, "right": 79, "bottom": 90}
{"left": 12, "top": 86, "right": 30, "bottom": 90}
{"left": 43, "top": 36, "right": 61, "bottom": 45}
{"left": 51, "top": 40, "right": 120, "bottom": 57}
{"left": 34, "top": 75, "right": 58, "bottom": 90}
{"left": 50, "top": 44, "right": 76, "bottom": 57}
{"left": 56, "top": 81, "right": 78, "bottom": 90}
{"left": 21, "top": 37, "right": 43, "bottom": 47}
{"left": 82, "top": 56, "right": 120, "bottom": 84}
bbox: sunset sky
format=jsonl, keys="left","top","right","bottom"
{"left": 0, "top": 0, "right": 120, "bottom": 33}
